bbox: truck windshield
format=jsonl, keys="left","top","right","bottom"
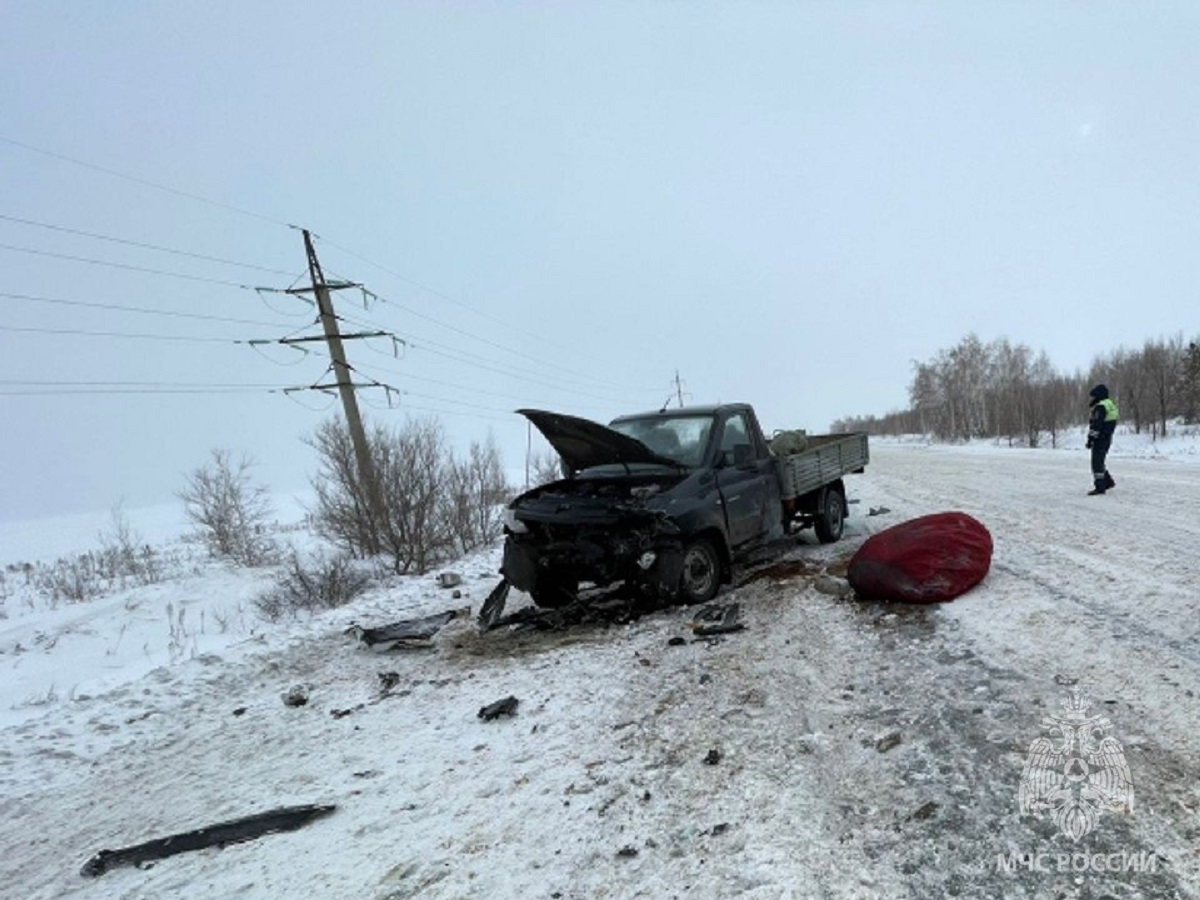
{"left": 609, "top": 415, "right": 713, "bottom": 467}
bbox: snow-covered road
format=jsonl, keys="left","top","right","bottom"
{"left": 2, "top": 442, "right": 1198, "bottom": 899}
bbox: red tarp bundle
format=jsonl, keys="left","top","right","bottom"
{"left": 847, "top": 511, "right": 993, "bottom": 603}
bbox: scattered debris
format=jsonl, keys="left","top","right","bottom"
{"left": 909, "top": 801, "right": 939, "bottom": 822}
{"left": 690, "top": 603, "right": 744, "bottom": 637}
{"left": 478, "top": 695, "right": 519, "bottom": 721}
{"left": 282, "top": 685, "right": 309, "bottom": 708}
{"left": 704, "top": 748, "right": 721, "bottom": 765}
{"left": 80, "top": 804, "right": 336, "bottom": 877}
{"left": 377, "top": 671, "right": 401, "bottom": 694}
{"left": 479, "top": 578, "right": 647, "bottom": 633}
{"left": 876, "top": 731, "right": 903, "bottom": 753}
{"left": 231, "top": 707, "right": 247, "bottom": 717}
{"left": 814, "top": 575, "right": 852, "bottom": 598}
{"left": 437, "top": 572, "right": 463, "bottom": 589}
{"left": 708, "top": 822, "right": 730, "bottom": 836}
{"left": 478, "top": 579, "right": 511, "bottom": 628}
{"left": 452, "top": 589, "right": 462, "bottom": 599}
{"left": 616, "top": 845, "right": 639, "bottom": 858}
{"left": 667, "top": 636, "right": 687, "bottom": 647}
{"left": 346, "top": 609, "right": 465, "bottom": 651}
{"left": 867, "top": 506, "right": 892, "bottom": 517}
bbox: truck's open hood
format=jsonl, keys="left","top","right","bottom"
{"left": 517, "top": 409, "right": 681, "bottom": 474}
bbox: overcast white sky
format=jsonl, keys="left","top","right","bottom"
{"left": 2, "top": 2, "right": 1198, "bottom": 523}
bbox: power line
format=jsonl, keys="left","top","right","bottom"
{"left": 0, "top": 135, "right": 295, "bottom": 230}
{"left": 0, "top": 379, "right": 285, "bottom": 388}
{"left": 355, "top": 286, "right": 662, "bottom": 394}
{"left": 336, "top": 304, "right": 655, "bottom": 401}
{"left": 347, "top": 318, "right": 639, "bottom": 404}
{"left": 350, "top": 359, "right": 619, "bottom": 414}
{"left": 0, "top": 242, "right": 259, "bottom": 289}
{"left": 0, "top": 387, "right": 272, "bottom": 396}
{"left": 0, "top": 324, "right": 239, "bottom": 343}
{"left": 315, "top": 233, "right": 665, "bottom": 386}
{"left": 0, "top": 213, "right": 298, "bottom": 276}
{"left": 2, "top": 291, "right": 303, "bottom": 328}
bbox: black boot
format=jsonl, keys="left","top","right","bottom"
{"left": 1103, "top": 472, "right": 1116, "bottom": 490}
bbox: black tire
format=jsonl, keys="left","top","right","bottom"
{"left": 814, "top": 484, "right": 845, "bottom": 544}
{"left": 529, "top": 577, "right": 577, "bottom": 608}
{"left": 678, "top": 538, "right": 721, "bottom": 604}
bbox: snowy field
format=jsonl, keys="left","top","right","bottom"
{"left": 2, "top": 427, "right": 1200, "bottom": 899}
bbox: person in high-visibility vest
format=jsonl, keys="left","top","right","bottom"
{"left": 1086, "top": 384, "right": 1119, "bottom": 495}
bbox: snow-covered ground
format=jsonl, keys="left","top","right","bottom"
{"left": 2, "top": 427, "right": 1199, "bottom": 899}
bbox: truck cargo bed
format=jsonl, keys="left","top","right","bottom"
{"left": 776, "top": 432, "right": 869, "bottom": 499}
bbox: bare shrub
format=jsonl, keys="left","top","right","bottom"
{"left": 307, "top": 421, "right": 384, "bottom": 561}
{"left": 34, "top": 554, "right": 103, "bottom": 606}
{"left": 527, "top": 449, "right": 566, "bottom": 488}
{"left": 24, "top": 506, "right": 169, "bottom": 608}
{"left": 446, "top": 435, "right": 513, "bottom": 554}
{"left": 254, "top": 551, "right": 373, "bottom": 622}
{"left": 96, "top": 503, "right": 163, "bottom": 587}
{"left": 179, "top": 450, "right": 276, "bottom": 566}
{"left": 375, "top": 417, "right": 453, "bottom": 574}
{"left": 309, "top": 417, "right": 447, "bottom": 574}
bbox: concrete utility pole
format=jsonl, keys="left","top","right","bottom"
{"left": 301, "top": 228, "right": 383, "bottom": 553}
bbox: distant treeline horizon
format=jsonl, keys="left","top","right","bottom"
{"left": 833, "top": 332, "right": 1200, "bottom": 446}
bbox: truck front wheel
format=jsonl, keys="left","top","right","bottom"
{"left": 814, "top": 484, "right": 846, "bottom": 544}
{"left": 679, "top": 538, "right": 721, "bottom": 604}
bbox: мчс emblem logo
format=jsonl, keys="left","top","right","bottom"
{"left": 1019, "top": 688, "right": 1134, "bottom": 841}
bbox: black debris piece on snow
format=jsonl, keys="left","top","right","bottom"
{"left": 690, "top": 603, "right": 745, "bottom": 637}
{"left": 477, "top": 578, "right": 511, "bottom": 629}
{"left": 377, "top": 671, "right": 401, "bottom": 694}
{"left": 282, "top": 685, "right": 309, "bottom": 707}
{"left": 80, "top": 804, "right": 337, "bottom": 878}
{"left": 479, "top": 578, "right": 649, "bottom": 633}
{"left": 478, "top": 695, "right": 519, "bottom": 721}
{"left": 346, "top": 609, "right": 463, "bottom": 651}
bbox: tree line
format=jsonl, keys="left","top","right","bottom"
{"left": 833, "top": 333, "right": 1200, "bottom": 446}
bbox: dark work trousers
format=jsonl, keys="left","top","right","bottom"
{"left": 1091, "top": 434, "right": 1113, "bottom": 487}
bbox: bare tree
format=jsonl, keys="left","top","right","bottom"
{"left": 308, "top": 420, "right": 383, "bottom": 560}
{"left": 1141, "top": 334, "right": 1185, "bottom": 438}
{"left": 311, "top": 416, "right": 498, "bottom": 575}
{"left": 445, "top": 434, "right": 512, "bottom": 554}
{"left": 179, "top": 450, "right": 275, "bottom": 566}
{"left": 1180, "top": 340, "right": 1200, "bottom": 423}
{"left": 527, "top": 449, "right": 566, "bottom": 488}
{"left": 377, "top": 416, "right": 453, "bottom": 574}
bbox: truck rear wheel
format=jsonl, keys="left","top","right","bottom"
{"left": 679, "top": 538, "right": 721, "bottom": 604}
{"left": 814, "top": 484, "right": 846, "bottom": 544}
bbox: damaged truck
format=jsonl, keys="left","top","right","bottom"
{"left": 495, "top": 404, "right": 869, "bottom": 613}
